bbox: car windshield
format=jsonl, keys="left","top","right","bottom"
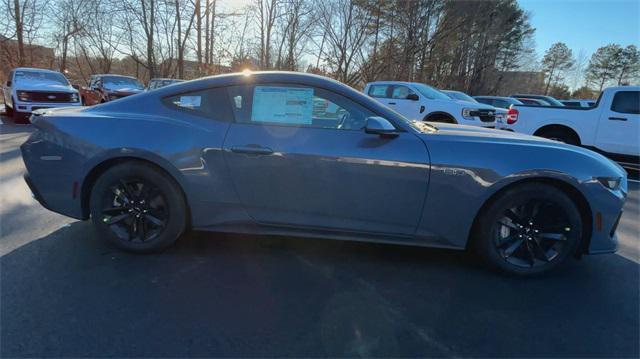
{"left": 413, "top": 83, "right": 452, "bottom": 100}
{"left": 445, "top": 91, "right": 478, "bottom": 103}
{"left": 14, "top": 71, "right": 69, "bottom": 85}
{"left": 103, "top": 76, "right": 144, "bottom": 90}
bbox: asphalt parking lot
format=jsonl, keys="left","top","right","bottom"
{"left": 1, "top": 117, "right": 638, "bottom": 357}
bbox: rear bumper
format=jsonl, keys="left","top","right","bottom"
{"left": 20, "top": 135, "right": 85, "bottom": 220}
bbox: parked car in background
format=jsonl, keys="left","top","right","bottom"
{"left": 474, "top": 96, "right": 524, "bottom": 109}
{"left": 2, "top": 67, "right": 81, "bottom": 122}
{"left": 364, "top": 81, "right": 497, "bottom": 127}
{"left": 499, "top": 86, "right": 639, "bottom": 159}
{"left": 511, "top": 94, "right": 564, "bottom": 106}
{"left": 560, "top": 99, "right": 596, "bottom": 108}
{"left": 441, "top": 90, "right": 478, "bottom": 103}
{"left": 21, "top": 71, "right": 627, "bottom": 275}
{"left": 516, "top": 98, "right": 552, "bottom": 106}
{"left": 147, "top": 78, "right": 185, "bottom": 91}
{"left": 80, "top": 74, "right": 145, "bottom": 105}
{"left": 443, "top": 90, "right": 507, "bottom": 123}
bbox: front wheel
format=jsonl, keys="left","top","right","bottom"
{"left": 90, "top": 162, "right": 187, "bottom": 253}
{"left": 474, "top": 183, "right": 582, "bottom": 275}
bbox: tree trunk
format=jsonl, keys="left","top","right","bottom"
{"left": 14, "top": 0, "right": 25, "bottom": 66}
{"left": 195, "top": 0, "right": 202, "bottom": 70}
{"left": 176, "top": 0, "right": 183, "bottom": 79}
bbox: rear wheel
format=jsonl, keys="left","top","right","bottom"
{"left": 474, "top": 183, "right": 582, "bottom": 275}
{"left": 536, "top": 127, "right": 580, "bottom": 146}
{"left": 89, "top": 162, "right": 187, "bottom": 253}
{"left": 425, "top": 113, "right": 456, "bottom": 124}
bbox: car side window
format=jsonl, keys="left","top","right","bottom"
{"left": 391, "top": 85, "right": 415, "bottom": 100}
{"left": 227, "top": 84, "right": 374, "bottom": 130}
{"left": 368, "top": 85, "right": 389, "bottom": 98}
{"left": 163, "top": 87, "right": 234, "bottom": 121}
{"left": 611, "top": 91, "right": 640, "bottom": 114}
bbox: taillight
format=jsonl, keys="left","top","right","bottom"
{"left": 506, "top": 108, "right": 518, "bottom": 124}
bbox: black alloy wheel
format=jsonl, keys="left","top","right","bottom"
{"left": 90, "top": 161, "right": 186, "bottom": 252}
{"left": 475, "top": 183, "right": 582, "bottom": 275}
{"left": 494, "top": 201, "right": 572, "bottom": 268}
{"left": 100, "top": 178, "right": 168, "bottom": 243}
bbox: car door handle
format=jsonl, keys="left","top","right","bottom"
{"left": 609, "top": 117, "right": 628, "bottom": 121}
{"left": 230, "top": 145, "right": 274, "bottom": 155}
{"left": 388, "top": 102, "right": 396, "bottom": 105}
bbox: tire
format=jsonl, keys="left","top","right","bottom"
{"left": 5, "top": 97, "right": 14, "bottom": 117}
{"left": 473, "top": 183, "right": 582, "bottom": 276}
{"left": 89, "top": 161, "right": 187, "bottom": 253}
{"left": 537, "top": 127, "right": 580, "bottom": 146}
{"left": 425, "top": 113, "right": 456, "bottom": 124}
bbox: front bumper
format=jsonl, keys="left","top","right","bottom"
{"left": 14, "top": 101, "right": 82, "bottom": 114}
{"left": 582, "top": 178, "right": 627, "bottom": 254}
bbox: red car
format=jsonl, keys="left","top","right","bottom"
{"left": 80, "top": 74, "right": 145, "bottom": 105}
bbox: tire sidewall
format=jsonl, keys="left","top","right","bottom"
{"left": 90, "top": 162, "right": 186, "bottom": 253}
{"left": 475, "top": 183, "right": 582, "bottom": 276}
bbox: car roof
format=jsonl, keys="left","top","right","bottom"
{"left": 12, "top": 67, "right": 64, "bottom": 74}
{"left": 366, "top": 81, "right": 417, "bottom": 86}
{"left": 93, "top": 74, "right": 139, "bottom": 79}
{"left": 150, "top": 78, "right": 184, "bottom": 81}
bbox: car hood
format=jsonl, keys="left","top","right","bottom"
{"left": 106, "top": 88, "right": 144, "bottom": 95}
{"left": 15, "top": 82, "right": 77, "bottom": 93}
{"left": 415, "top": 122, "right": 626, "bottom": 175}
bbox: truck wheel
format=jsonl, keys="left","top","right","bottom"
{"left": 4, "top": 100, "right": 13, "bottom": 117}
{"left": 536, "top": 127, "right": 580, "bottom": 146}
{"left": 425, "top": 113, "right": 457, "bottom": 124}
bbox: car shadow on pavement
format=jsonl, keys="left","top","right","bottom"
{"left": 1, "top": 221, "right": 638, "bottom": 358}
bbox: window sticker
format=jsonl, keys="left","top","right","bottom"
{"left": 251, "top": 86, "right": 313, "bottom": 124}
{"left": 178, "top": 95, "right": 201, "bottom": 108}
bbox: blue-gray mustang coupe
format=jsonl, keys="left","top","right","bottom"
{"left": 21, "top": 72, "right": 627, "bottom": 275}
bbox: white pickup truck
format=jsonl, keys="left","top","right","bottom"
{"left": 364, "top": 81, "right": 497, "bottom": 128}
{"left": 498, "top": 86, "right": 639, "bottom": 159}
{"left": 2, "top": 67, "right": 81, "bottom": 122}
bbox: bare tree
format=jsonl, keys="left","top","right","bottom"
{"left": 317, "top": 0, "right": 372, "bottom": 85}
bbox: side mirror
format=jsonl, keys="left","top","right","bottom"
{"left": 365, "top": 116, "right": 399, "bottom": 138}
{"left": 6, "top": 80, "right": 11, "bottom": 87}
{"left": 406, "top": 93, "right": 419, "bottom": 101}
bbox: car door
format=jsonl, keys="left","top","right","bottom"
{"left": 85, "top": 77, "right": 100, "bottom": 105}
{"left": 389, "top": 85, "right": 422, "bottom": 120}
{"left": 595, "top": 90, "right": 640, "bottom": 156}
{"left": 222, "top": 83, "right": 430, "bottom": 236}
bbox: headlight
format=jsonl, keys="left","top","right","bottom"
{"left": 70, "top": 93, "right": 79, "bottom": 102}
{"left": 17, "top": 90, "right": 31, "bottom": 102}
{"left": 596, "top": 176, "right": 622, "bottom": 191}
{"left": 461, "top": 108, "right": 474, "bottom": 119}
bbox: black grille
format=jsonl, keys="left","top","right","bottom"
{"left": 470, "top": 109, "right": 496, "bottom": 122}
{"left": 26, "top": 92, "right": 74, "bottom": 103}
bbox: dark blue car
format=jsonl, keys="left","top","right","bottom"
{"left": 21, "top": 72, "right": 627, "bottom": 275}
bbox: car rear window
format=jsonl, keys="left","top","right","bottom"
{"left": 611, "top": 91, "right": 640, "bottom": 114}
{"left": 163, "top": 87, "right": 234, "bottom": 121}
